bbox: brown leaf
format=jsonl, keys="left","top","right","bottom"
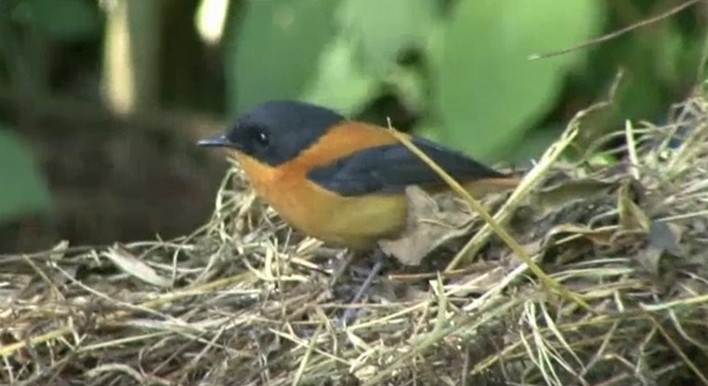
{"left": 617, "top": 181, "right": 650, "bottom": 232}
{"left": 103, "top": 244, "right": 171, "bottom": 287}
{"left": 545, "top": 223, "right": 614, "bottom": 246}
{"left": 531, "top": 178, "right": 619, "bottom": 218}
{"left": 460, "top": 265, "right": 509, "bottom": 293}
{"left": 502, "top": 240, "right": 544, "bottom": 267}
{"left": 648, "top": 221, "right": 683, "bottom": 256}
{"left": 636, "top": 221, "right": 685, "bottom": 277}
{"left": 378, "top": 186, "right": 474, "bottom": 266}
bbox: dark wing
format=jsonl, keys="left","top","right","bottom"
{"left": 308, "top": 136, "right": 507, "bottom": 197}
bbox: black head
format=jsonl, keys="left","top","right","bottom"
{"left": 198, "top": 100, "right": 345, "bottom": 166}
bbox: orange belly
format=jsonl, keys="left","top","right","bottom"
{"left": 271, "top": 184, "right": 408, "bottom": 249}
{"left": 234, "top": 152, "right": 408, "bottom": 249}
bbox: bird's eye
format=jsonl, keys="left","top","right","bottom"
{"left": 255, "top": 130, "right": 269, "bottom": 146}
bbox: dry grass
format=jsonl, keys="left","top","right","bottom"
{"left": 2, "top": 88, "right": 708, "bottom": 386}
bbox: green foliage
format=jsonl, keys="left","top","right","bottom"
{"left": 0, "top": 127, "right": 50, "bottom": 224}
{"left": 298, "top": 37, "right": 377, "bottom": 116}
{"left": 224, "top": 0, "right": 614, "bottom": 162}
{"left": 435, "top": 0, "right": 602, "bottom": 161}
{"left": 12, "top": 0, "right": 100, "bottom": 41}
{"left": 567, "top": 16, "right": 708, "bottom": 152}
{"left": 223, "top": 0, "right": 707, "bottom": 163}
{"left": 339, "top": 0, "right": 437, "bottom": 76}
{"left": 227, "top": 0, "right": 339, "bottom": 116}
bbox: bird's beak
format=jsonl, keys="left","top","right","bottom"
{"left": 197, "top": 134, "right": 237, "bottom": 149}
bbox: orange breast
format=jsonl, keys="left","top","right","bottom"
{"left": 231, "top": 123, "right": 409, "bottom": 249}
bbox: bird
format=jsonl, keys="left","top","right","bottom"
{"left": 198, "top": 100, "right": 519, "bottom": 323}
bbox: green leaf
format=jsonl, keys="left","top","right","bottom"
{"left": 387, "top": 65, "right": 428, "bottom": 115}
{"left": 500, "top": 125, "right": 565, "bottom": 165}
{"left": 13, "top": 0, "right": 100, "bottom": 41}
{"left": 299, "top": 37, "right": 377, "bottom": 116}
{"left": 435, "top": 0, "right": 602, "bottom": 161}
{"left": 338, "top": 0, "right": 436, "bottom": 75}
{"left": 584, "top": 36, "right": 665, "bottom": 138}
{"left": 226, "top": 0, "right": 339, "bottom": 116}
{"left": 415, "top": 120, "right": 445, "bottom": 144}
{"left": 0, "top": 128, "right": 51, "bottom": 223}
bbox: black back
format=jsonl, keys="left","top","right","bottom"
{"left": 308, "top": 136, "right": 507, "bottom": 196}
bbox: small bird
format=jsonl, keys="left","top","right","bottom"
{"left": 198, "top": 100, "right": 519, "bottom": 322}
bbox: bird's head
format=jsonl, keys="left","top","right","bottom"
{"left": 198, "top": 100, "right": 345, "bottom": 166}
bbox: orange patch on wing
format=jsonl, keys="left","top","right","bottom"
{"left": 286, "top": 121, "right": 402, "bottom": 173}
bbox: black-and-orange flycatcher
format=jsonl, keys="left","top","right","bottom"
{"left": 198, "top": 100, "right": 519, "bottom": 324}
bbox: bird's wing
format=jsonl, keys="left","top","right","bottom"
{"left": 307, "top": 136, "right": 508, "bottom": 197}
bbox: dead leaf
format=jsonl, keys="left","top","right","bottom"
{"left": 103, "top": 245, "right": 171, "bottom": 287}
{"left": 389, "top": 261, "right": 498, "bottom": 283}
{"left": 378, "top": 186, "right": 474, "bottom": 266}
{"left": 502, "top": 240, "right": 544, "bottom": 267}
{"left": 531, "top": 178, "right": 619, "bottom": 218}
{"left": 635, "top": 221, "right": 685, "bottom": 277}
{"left": 545, "top": 223, "right": 614, "bottom": 246}
{"left": 648, "top": 221, "right": 683, "bottom": 256}
{"left": 445, "top": 265, "right": 508, "bottom": 296}
{"left": 618, "top": 181, "right": 650, "bottom": 232}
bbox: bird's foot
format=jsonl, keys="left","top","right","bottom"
{"left": 338, "top": 249, "right": 387, "bottom": 328}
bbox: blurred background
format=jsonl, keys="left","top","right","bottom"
{"left": 0, "top": 0, "right": 705, "bottom": 253}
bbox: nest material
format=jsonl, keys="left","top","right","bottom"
{"left": 2, "top": 91, "right": 708, "bottom": 386}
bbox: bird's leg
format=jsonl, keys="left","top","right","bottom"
{"left": 340, "top": 248, "right": 387, "bottom": 327}
{"left": 328, "top": 249, "right": 356, "bottom": 288}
